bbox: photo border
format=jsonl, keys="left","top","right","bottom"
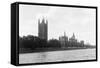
{"left": 11, "top": 2, "right": 98, "bottom": 66}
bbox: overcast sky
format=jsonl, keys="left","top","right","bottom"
{"left": 19, "top": 4, "right": 96, "bottom": 45}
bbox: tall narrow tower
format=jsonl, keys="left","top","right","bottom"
{"left": 72, "top": 33, "right": 75, "bottom": 39}
{"left": 38, "top": 18, "right": 48, "bottom": 40}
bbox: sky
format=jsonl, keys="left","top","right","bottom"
{"left": 19, "top": 4, "right": 96, "bottom": 45}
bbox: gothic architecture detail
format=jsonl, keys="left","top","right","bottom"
{"left": 69, "top": 33, "right": 77, "bottom": 43}
{"left": 59, "top": 32, "right": 68, "bottom": 48}
{"left": 38, "top": 18, "right": 48, "bottom": 40}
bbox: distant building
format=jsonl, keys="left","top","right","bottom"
{"left": 38, "top": 18, "right": 48, "bottom": 40}
{"left": 59, "top": 32, "right": 68, "bottom": 48}
{"left": 80, "top": 40, "right": 84, "bottom": 46}
{"left": 69, "top": 33, "right": 77, "bottom": 43}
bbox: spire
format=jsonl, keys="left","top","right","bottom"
{"left": 64, "top": 32, "right": 66, "bottom": 37}
{"left": 42, "top": 17, "right": 45, "bottom": 23}
{"left": 72, "top": 33, "right": 75, "bottom": 39}
{"left": 38, "top": 19, "right": 40, "bottom": 24}
{"left": 46, "top": 19, "right": 48, "bottom": 24}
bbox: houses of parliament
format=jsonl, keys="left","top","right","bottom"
{"left": 38, "top": 18, "right": 84, "bottom": 46}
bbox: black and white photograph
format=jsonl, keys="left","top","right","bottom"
{"left": 12, "top": 2, "right": 97, "bottom": 65}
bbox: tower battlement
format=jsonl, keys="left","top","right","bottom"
{"left": 38, "top": 18, "right": 48, "bottom": 40}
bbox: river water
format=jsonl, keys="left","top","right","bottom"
{"left": 19, "top": 48, "right": 96, "bottom": 64}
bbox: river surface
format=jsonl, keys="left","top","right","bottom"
{"left": 19, "top": 48, "right": 96, "bottom": 64}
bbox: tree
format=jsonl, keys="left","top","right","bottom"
{"left": 48, "top": 39, "right": 61, "bottom": 48}
{"left": 19, "top": 35, "right": 48, "bottom": 50}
